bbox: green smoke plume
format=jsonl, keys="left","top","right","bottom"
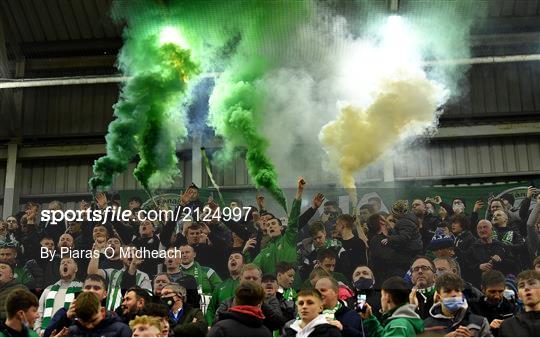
{"left": 92, "top": 0, "right": 311, "bottom": 209}
{"left": 205, "top": 1, "right": 312, "bottom": 212}
{"left": 89, "top": 2, "right": 199, "bottom": 192}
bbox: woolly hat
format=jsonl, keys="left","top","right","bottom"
{"left": 428, "top": 228, "right": 454, "bottom": 251}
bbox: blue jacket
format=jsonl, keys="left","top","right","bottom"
{"left": 335, "top": 300, "right": 365, "bottom": 337}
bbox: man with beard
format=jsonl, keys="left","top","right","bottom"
{"left": 88, "top": 243, "right": 151, "bottom": 311}
{"left": 34, "top": 257, "right": 83, "bottom": 336}
{"left": 205, "top": 251, "right": 244, "bottom": 325}
{"left": 469, "top": 270, "right": 515, "bottom": 336}
{"left": 118, "top": 287, "right": 150, "bottom": 324}
{"left": 43, "top": 274, "right": 109, "bottom": 336}
{"left": 100, "top": 236, "right": 123, "bottom": 270}
{"left": 411, "top": 199, "right": 440, "bottom": 249}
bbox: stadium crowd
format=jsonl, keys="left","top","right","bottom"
{"left": 0, "top": 177, "right": 539, "bottom": 337}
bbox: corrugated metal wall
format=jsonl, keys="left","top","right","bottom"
{"left": 394, "top": 135, "right": 540, "bottom": 180}
{"left": 0, "top": 161, "right": 5, "bottom": 217}
{"left": 16, "top": 156, "right": 192, "bottom": 196}
{"left": 11, "top": 62, "right": 540, "bottom": 140}
{"left": 444, "top": 62, "right": 540, "bottom": 119}
{"left": 21, "top": 84, "right": 117, "bottom": 138}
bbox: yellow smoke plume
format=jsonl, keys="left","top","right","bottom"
{"left": 319, "top": 66, "right": 443, "bottom": 191}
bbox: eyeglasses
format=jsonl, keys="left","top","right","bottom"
{"left": 412, "top": 265, "right": 433, "bottom": 273}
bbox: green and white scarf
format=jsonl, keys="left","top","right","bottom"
{"left": 322, "top": 301, "right": 342, "bottom": 321}
{"left": 105, "top": 269, "right": 143, "bottom": 311}
{"left": 41, "top": 282, "right": 82, "bottom": 329}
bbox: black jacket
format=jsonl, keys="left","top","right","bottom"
{"left": 169, "top": 305, "right": 208, "bottom": 337}
{"left": 469, "top": 297, "right": 515, "bottom": 336}
{"left": 454, "top": 230, "right": 476, "bottom": 282}
{"left": 216, "top": 296, "right": 285, "bottom": 331}
{"left": 465, "top": 239, "right": 517, "bottom": 288}
{"left": 208, "top": 308, "right": 272, "bottom": 337}
{"left": 499, "top": 311, "right": 540, "bottom": 337}
{"left": 469, "top": 297, "right": 515, "bottom": 323}
{"left": 68, "top": 312, "right": 131, "bottom": 337}
{"left": 334, "top": 300, "right": 365, "bottom": 337}
{"left": 388, "top": 213, "right": 422, "bottom": 257}
{"left": 419, "top": 214, "right": 441, "bottom": 249}
{"left": 369, "top": 233, "right": 410, "bottom": 284}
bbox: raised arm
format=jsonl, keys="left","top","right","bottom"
{"left": 87, "top": 242, "right": 106, "bottom": 279}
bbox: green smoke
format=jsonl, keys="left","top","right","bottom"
{"left": 92, "top": 0, "right": 311, "bottom": 209}
{"left": 89, "top": 1, "right": 200, "bottom": 191}
{"left": 205, "top": 1, "right": 312, "bottom": 212}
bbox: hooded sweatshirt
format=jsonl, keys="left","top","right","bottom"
{"left": 364, "top": 303, "right": 424, "bottom": 337}
{"left": 423, "top": 301, "right": 492, "bottom": 337}
{"left": 208, "top": 305, "right": 271, "bottom": 337}
{"left": 284, "top": 314, "right": 341, "bottom": 337}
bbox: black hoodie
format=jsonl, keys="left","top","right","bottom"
{"left": 208, "top": 306, "right": 272, "bottom": 337}
{"left": 500, "top": 311, "right": 540, "bottom": 337}
{"left": 68, "top": 312, "right": 131, "bottom": 337}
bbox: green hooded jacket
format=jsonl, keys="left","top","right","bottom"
{"left": 253, "top": 199, "right": 301, "bottom": 274}
{"left": 205, "top": 277, "right": 239, "bottom": 325}
{"left": 180, "top": 261, "right": 222, "bottom": 295}
{"left": 364, "top": 303, "right": 425, "bottom": 337}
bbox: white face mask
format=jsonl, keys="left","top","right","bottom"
{"left": 452, "top": 202, "right": 465, "bottom": 214}
{"left": 21, "top": 312, "right": 30, "bottom": 330}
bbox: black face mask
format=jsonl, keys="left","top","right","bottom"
{"left": 161, "top": 296, "right": 175, "bottom": 309}
{"left": 354, "top": 278, "right": 374, "bottom": 291}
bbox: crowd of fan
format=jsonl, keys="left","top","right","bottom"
{"left": 0, "top": 177, "right": 539, "bottom": 337}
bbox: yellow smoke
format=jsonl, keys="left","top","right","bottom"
{"left": 320, "top": 67, "right": 442, "bottom": 190}
{"left": 319, "top": 16, "right": 446, "bottom": 197}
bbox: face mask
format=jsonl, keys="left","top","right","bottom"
{"left": 21, "top": 312, "right": 30, "bottom": 330}
{"left": 435, "top": 270, "right": 446, "bottom": 278}
{"left": 452, "top": 203, "right": 465, "bottom": 214}
{"left": 427, "top": 206, "right": 435, "bottom": 215}
{"left": 442, "top": 296, "right": 467, "bottom": 312}
{"left": 503, "top": 289, "right": 515, "bottom": 301}
{"left": 354, "top": 278, "right": 374, "bottom": 291}
{"left": 161, "top": 296, "right": 176, "bottom": 309}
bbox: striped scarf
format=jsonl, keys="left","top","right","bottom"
{"left": 41, "top": 282, "right": 82, "bottom": 329}
{"left": 322, "top": 301, "right": 342, "bottom": 321}
{"left": 105, "top": 269, "right": 143, "bottom": 311}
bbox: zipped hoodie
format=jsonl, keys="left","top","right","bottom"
{"left": 424, "top": 302, "right": 492, "bottom": 337}
{"left": 364, "top": 303, "right": 424, "bottom": 337}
